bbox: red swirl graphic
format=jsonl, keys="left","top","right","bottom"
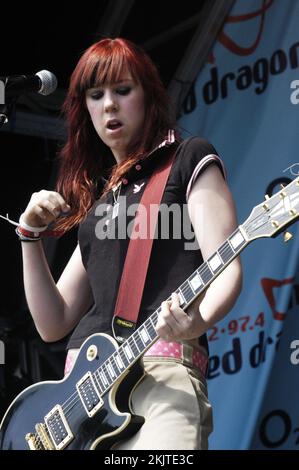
{"left": 209, "top": 0, "right": 274, "bottom": 63}
{"left": 261, "top": 277, "right": 294, "bottom": 321}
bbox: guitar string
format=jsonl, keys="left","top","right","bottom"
{"left": 31, "top": 212, "right": 282, "bottom": 445}
{"left": 62, "top": 331, "right": 156, "bottom": 416}
{"left": 60, "top": 262, "right": 221, "bottom": 418}
{"left": 59, "top": 313, "right": 159, "bottom": 415}
{"left": 48, "top": 237, "right": 238, "bottom": 417}
{"left": 45, "top": 200, "right": 291, "bottom": 423}
{"left": 60, "top": 362, "right": 124, "bottom": 416}
{"left": 62, "top": 242, "right": 249, "bottom": 416}
{"left": 49, "top": 247, "right": 232, "bottom": 418}
{"left": 29, "top": 188, "right": 299, "bottom": 437}
{"left": 57, "top": 307, "right": 179, "bottom": 419}
{"left": 242, "top": 190, "right": 292, "bottom": 235}
{"left": 45, "top": 231, "right": 246, "bottom": 419}
{"left": 61, "top": 355, "right": 136, "bottom": 416}
{"left": 60, "top": 232, "right": 240, "bottom": 415}
{"left": 63, "top": 318, "right": 162, "bottom": 419}
{"left": 59, "top": 317, "right": 159, "bottom": 416}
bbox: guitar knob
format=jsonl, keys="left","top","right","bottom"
{"left": 283, "top": 231, "right": 293, "bottom": 243}
{"left": 87, "top": 345, "right": 98, "bottom": 361}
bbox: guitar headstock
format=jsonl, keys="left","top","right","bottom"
{"left": 242, "top": 177, "right": 299, "bottom": 241}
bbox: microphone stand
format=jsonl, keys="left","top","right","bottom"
{"left": 0, "top": 100, "right": 16, "bottom": 129}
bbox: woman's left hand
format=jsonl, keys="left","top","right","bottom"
{"left": 155, "top": 293, "right": 210, "bottom": 341}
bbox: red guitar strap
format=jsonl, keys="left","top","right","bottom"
{"left": 112, "top": 147, "right": 176, "bottom": 342}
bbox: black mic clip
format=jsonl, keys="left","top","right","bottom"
{"left": 0, "top": 101, "right": 16, "bottom": 128}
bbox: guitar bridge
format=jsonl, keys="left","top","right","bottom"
{"left": 35, "top": 422, "right": 55, "bottom": 450}
{"left": 25, "top": 432, "right": 44, "bottom": 450}
{"left": 76, "top": 371, "right": 104, "bottom": 417}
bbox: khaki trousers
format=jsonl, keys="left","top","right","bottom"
{"left": 65, "top": 351, "right": 213, "bottom": 450}
{"left": 112, "top": 358, "right": 213, "bottom": 450}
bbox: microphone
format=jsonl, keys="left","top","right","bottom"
{"left": 0, "top": 70, "right": 58, "bottom": 98}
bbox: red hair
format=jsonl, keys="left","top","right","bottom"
{"left": 55, "top": 38, "right": 175, "bottom": 233}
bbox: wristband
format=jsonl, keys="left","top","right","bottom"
{"left": 19, "top": 213, "right": 48, "bottom": 233}
{"left": 16, "top": 226, "right": 41, "bottom": 242}
{"left": 17, "top": 225, "right": 42, "bottom": 239}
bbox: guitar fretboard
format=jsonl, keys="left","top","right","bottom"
{"left": 91, "top": 227, "right": 247, "bottom": 395}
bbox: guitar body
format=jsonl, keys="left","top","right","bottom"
{"left": 0, "top": 334, "right": 145, "bottom": 450}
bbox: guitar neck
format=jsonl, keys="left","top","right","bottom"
{"left": 92, "top": 226, "right": 248, "bottom": 394}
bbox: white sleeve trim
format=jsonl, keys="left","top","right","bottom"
{"left": 186, "top": 154, "right": 226, "bottom": 201}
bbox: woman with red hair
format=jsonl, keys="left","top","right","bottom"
{"left": 17, "top": 38, "right": 242, "bottom": 449}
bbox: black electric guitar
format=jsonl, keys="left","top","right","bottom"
{"left": 1, "top": 178, "right": 299, "bottom": 450}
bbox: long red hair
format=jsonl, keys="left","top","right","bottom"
{"left": 55, "top": 38, "right": 175, "bottom": 233}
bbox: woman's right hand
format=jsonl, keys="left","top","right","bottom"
{"left": 21, "top": 190, "right": 71, "bottom": 228}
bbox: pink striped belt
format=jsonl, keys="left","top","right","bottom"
{"left": 64, "top": 340, "right": 209, "bottom": 378}
{"left": 144, "top": 339, "right": 208, "bottom": 377}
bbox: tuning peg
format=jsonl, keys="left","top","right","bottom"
{"left": 279, "top": 184, "right": 287, "bottom": 198}
{"left": 263, "top": 194, "right": 270, "bottom": 210}
{"left": 283, "top": 231, "right": 293, "bottom": 243}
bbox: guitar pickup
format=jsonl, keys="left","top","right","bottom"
{"left": 44, "top": 404, "right": 74, "bottom": 450}
{"left": 76, "top": 372, "right": 104, "bottom": 417}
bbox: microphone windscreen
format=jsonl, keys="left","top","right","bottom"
{"left": 36, "top": 70, "right": 58, "bottom": 96}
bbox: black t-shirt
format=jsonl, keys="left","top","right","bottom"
{"left": 67, "top": 136, "right": 225, "bottom": 352}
